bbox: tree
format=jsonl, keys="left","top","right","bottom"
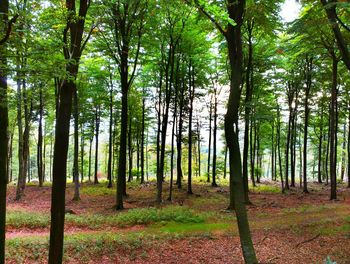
{"left": 0, "top": 0, "right": 17, "bottom": 261}
{"left": 49, "top": 0, "right": 92, "bottom": 262}
{"left": 190, "top": 0, "right": 258, "bottom": 262}
{"left": 100, "top": 0, "right": 147, "bottom": 209}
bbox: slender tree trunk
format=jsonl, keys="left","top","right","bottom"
{"left": 38, "top": 85, "right": 44, "bottom": 187}
{"left": 277, "top": 107, "right": 284, "bottom": 192}
{"left": 107, "top": 87, "right": 113, "bottom": 188}
{"left": 94, "top": 107, "right": 100, "bottom": 184}
{"left": 141, "top": 97, "right": 145, "bottom": 184}
{"left": 177, "top": 80, "right": 184, "bottom": 189}
{"left": 8, "top": 131, "right": 14, "bottom": 183}
{"left": 347, "top": 103, "right": 350, "bottom": 188}
{"left": 285, "top": 110, "right": 292, "bottom": 190}
{"left": 80, "top": 125, "right": 84, "bottom": 182}
{"left": 256, "top": 123, "right": 261, "bottom": 183}
{"left": 88, "top": 133, "right": 93, "bottom": 183}
{"left": 168, "top": 112, "right": 176, "bottom": 201}
{"left": 207, "top": 99, "right": 212, "bottom": 183}
{"left": 243, "top": 20, "right": 254, "bottom": 202}
{"left": 318, "top": 106, "right": 324, "bottom": 183}
{"left": 290, "top": 112, "right": 296, "bottom": 187}
{"left": 330, "top": 56, "right": 338, "bottom": 200}
{"left": 212, "top": 88, "right": 218, "bottom": 187}
{"left": 249, "top": 118, "right": 256, "bottom": 187}
{"left": 197, "top": 119, "right": 201, "bottom": 178}
{"left": 340, "top": 123, "right": 346, "bottom": 182}
{"left": 326, "top": 115, "right": 330, "bottom": 185}
{"left": 128, "top": 115, "right": 133, "bottom": 182}
{"left": 72, "top": 89, "right": 80, "bottom": 200}
{"left": 188, "top": 61, "right": 194, "bottom": 195}
{"left": 271, "top": 122, "right": 275, "bottom": 181}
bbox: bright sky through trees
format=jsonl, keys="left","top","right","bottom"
{"left": 281, "top": 0, "right": 301, "bottom": 22}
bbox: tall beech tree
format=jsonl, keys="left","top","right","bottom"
{"left": 0, "top": 0, "right": 17, "bottom": 261}
{"left": 100, "top": 0, "right": 147, "bottom": 209}
{"left": 48, "top": 0, "right": 92, "bottom": 262}
{"left": 190, "top": 0, "right": 258, "bottom": 262}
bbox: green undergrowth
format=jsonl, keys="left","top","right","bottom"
{"left": 250, "top": 184, "right": 280, "bottom": 194}
{"left": 6, "top": 229, "right": 218, "bottom": 263}
{"left": 7, "top": 206, "right": 205, "bottom": 229}
{"left": 80, "top": 183, "right": 115, "bottom": 196}
{"left": 281, "top": 204, "right": 342, "bottom": 214}
{"left": 6, "top": 210, "right": 50, "bottom": 228}
{"left": 6, "top": 231, "right": 146, "bottom": 263}
{"left": 157, "top": 222, "right": 232, "bottom": 234}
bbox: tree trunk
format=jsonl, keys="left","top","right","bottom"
{"left": 207, "top": 99, "right": 212, "bottom": 183}
{"left": 168, "top": 111, "right": 176, "bottom": 201}
{"left": 80, "top": 125, "right": 84, "bottom": 182}
{"left": 141, "top": 97, "right": 145, "bottom": 184}
{"left": 197, "top": 119, "right": 201, "bottom": 178}
{"left": 224, "top": 146, "right": 228, "bottom": 179}
{"left": 128, "top": 114, "right": 133, "bottom": 182}
{"left": 72, "top": 89, "right": 80, "bottom": 201}
{"left": 340, "top": 123, "right": 346, "bottom": 182}
{"left": 277, "top": 107, "right": 284, "bottom": 192}
{"left": 158, "top": 43, "right": 175, "bottom": 202}
{"left": 212, "top": 88, "right": 218, "bottom": 187}
{"left": 116, "top": 45, "right": 130, "bottom": 209}
{"left": 303, "top": 56, "right": 313, "bottom": 193}
{"left": 107, "top": 87, "right": 113, "bottom": 188}
{"left": 88, "top": 132, "right": 93, "bottom": 183}
{"left": 37, "top": 85, "right": 44, "bottom": 187}
{"left": 49, "top": 1, "right": 90, "bottom": 259}
{"left": 224, "top": 0, "right": 257, "bottom": 261}
{"left": 249, "top": 118, "right": 256, "bottom": 187}
{"left": 290, "top": 111, "right": 296, "bottom": 187}
{"left": 330, "top": 56, "right": 338, "bottom": 200}
{"left": 285, "top": 108, "right": 292, "bottom": 190}
{"left": 0, "top": 0, "right": 11, "bottom": 259}
{"left": 271, "top": 122, "right": 275, "bottom": 181}
{"left": 243, "top": 19, "right": 254, "bottom": 202}
{"left": 177, "top": 80, "right": 184, "bottom": 189}
{"left": 347, "top": 103, "right": 350, "bottom": 188}
{"left": 15, "top": 56, "right": 24, "bottom": 200}
{"left": 318, "top": 106, "right": 324, "bottom": 183}
{"left": 188, "top": 61, "right": 194, "bottom": 195}
{"left": 94, "top": 107, "right": 100, "bottom": 184}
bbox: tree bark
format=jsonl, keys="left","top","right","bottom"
{"left": 330, "top": 55, "right": 338, "bottom": 200}
{"left": 141, "top": 97, "right": 145, "bottom": 184}
{"left": 107, "top": 85, "right": 113, "bottom": 188}
{"left": 0, "top": 0, "right": 11, "bottom": 259}
{"left": 94, "top": 106, "right": 100, "bottom": 184}
{"left": 212, "top": 87, "right": 218, "bottom": 187}
{"left": 303, "top": 56, "right": 313, "bottom": 193}
{"left": 243, "top": 19, "right": 254, "bottom": 203}
{"left": 188, "top": 60, "right": 194, "bottom": 195}
{"left": 37, "top": 85, "right": 44, "bottom": 187}
{"left": 347, "top": 103, "right": 350, "bottom": 188}
{"left": 207, "top": 99, "right": 212, "bottom": 183}
{"left": 72, "top": 89, "right": 80, "bottom": 200}
{"left": 177, "top": 79, "right": 184, "bottom": 189}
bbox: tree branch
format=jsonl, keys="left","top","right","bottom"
{"left": 0, "top": 14, "right": 19, "bottom": 45}
{"left": 80, "top": 24, "right": 96, "bottom": 53}
{"left": 184, "top": 0, "right": 226, "bottom": 37}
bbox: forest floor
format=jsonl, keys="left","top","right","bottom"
{"left": 4, "top": 178, "right": 350, "bottom": 264}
